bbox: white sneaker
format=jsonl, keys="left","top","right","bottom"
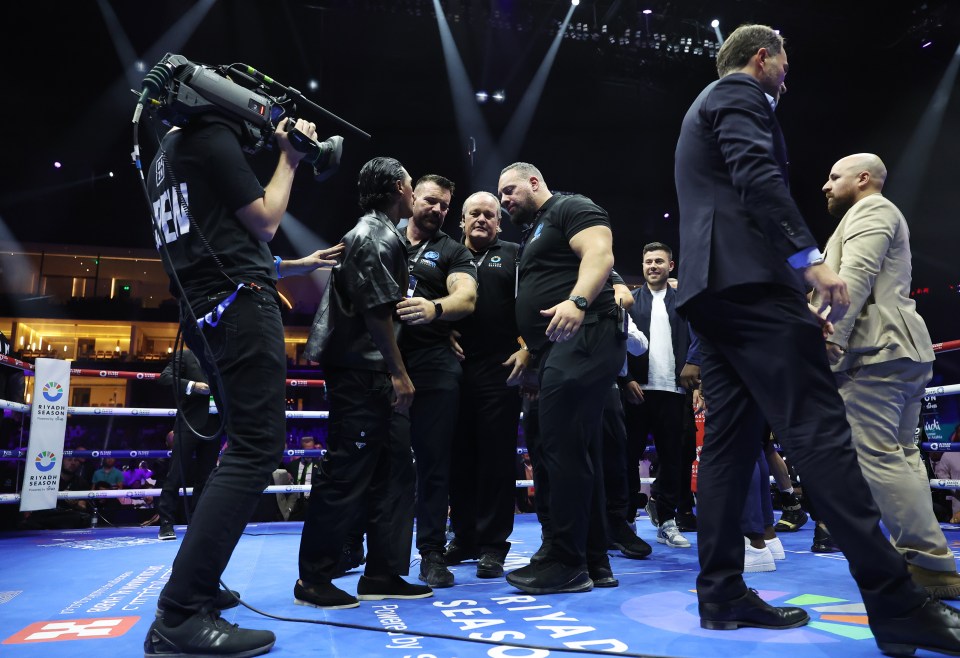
{"left": 766, "top": 536, "right": 786, "bottom": 560}
{"left": 744, "top": 536, "right": 776, "bottom": 572}
{"left": 657, "top": 519, "right": 692, "bottom": 548}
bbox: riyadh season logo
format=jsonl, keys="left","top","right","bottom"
{"left": 42, "top": 381, "right": 64, "bottom": 402}
{"left": 34, "top": 451, "right": 57, "bottom": 472}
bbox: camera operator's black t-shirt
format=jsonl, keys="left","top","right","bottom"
{"left": 146, "top": 119, "right": 274, "bottom": 307}
{"left": 515, "top": 194, "right": 616, "bottom": 354}
{"left": 398, "top": 228, "right": 477, "bottom": 353}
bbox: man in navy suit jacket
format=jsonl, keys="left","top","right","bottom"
{"left": 674, "top": 23, "right": 960, "bottom": 654}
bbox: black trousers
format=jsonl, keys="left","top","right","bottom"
{"left": 157, "top": 416, "right": 221, "bottom": 526}
{"left": 159, "top": 287, "right": 286, "bottom": 616}
{"left": 535, "top": 317, "right": 625, "bottom": 567}
{"left": 686, "top": 284, "right": 926, "bottom": 617}
{"left": 448, "top": 354, "right": 522, "bottom": 557}
{"left": 601, "top": 384, "right": 630, "bottom": 526}
{"left": 623, "top": 389, "right": 687, "bottom": 523}
{"left": 299, "top": 368, "right": 414, "bottom": 583}
{"left": 407, "top": 345, "right": 462, "bottom": 554}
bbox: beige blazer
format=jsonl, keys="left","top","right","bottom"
{"left": 817, "top": 193, "right": 934, "bottom": 372}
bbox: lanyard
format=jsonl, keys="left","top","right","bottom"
{"left": 407, "top": 241, "right": 430, "bottom": 273}
{"left": 197, "top": 283, "right": 244, "bottom": 330}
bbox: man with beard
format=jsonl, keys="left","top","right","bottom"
{"left": 394, "top": 175, "right": 478, "bottom": 588}
{"left": 620, "top": 242, "right": 700, "bottom": 549}
{"left": 814, "top": 153, "right": 960, "bottom": 598}
{"left": 498, "top": 162, "right": 625, "bottom": 594}
{"left": 445, "top": 191, "right": 528, "bottom": 579}
{"left": 674, "top": 23, "right": 960, "bottom": 654}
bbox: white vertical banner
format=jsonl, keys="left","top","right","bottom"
{"left": 20, "top": 358, "right": 71, "bottom": 512}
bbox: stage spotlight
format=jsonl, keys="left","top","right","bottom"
{"left": 571, "top": 0, "right": 580, "bottom": 6}
{"left": 492, "top": 89, "right": 506, "bottom": 103}
{"left": 711, "top": 19, "right": 719, "bottom": 28}
{"left": 475, "top": 90, "right": 489, "bottom": 104}
{"left": 643, "top": 9, "right": 653, "bottom": 15}
{"left": 308, "top": 79, "right": 319, "bottom": 91}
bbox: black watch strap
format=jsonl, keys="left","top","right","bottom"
{"left": 433, "top": 300, "right": 444, "bottom": 319}
{"left": 567, "top": 295, "right": 588, "bottom": 311}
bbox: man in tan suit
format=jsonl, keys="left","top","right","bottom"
{"left": 816, "top": 152, "right": 960, "bottom": 598}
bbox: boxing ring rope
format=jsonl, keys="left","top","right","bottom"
{"left": 1, "top": 345, "right": 959, "bottom": 509}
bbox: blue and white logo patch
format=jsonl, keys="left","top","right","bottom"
{"left": 530, "top": 223, "right": 544, "bottom": 243}
{"left": 424, "top": 251, "right": 440, "bottom": 261}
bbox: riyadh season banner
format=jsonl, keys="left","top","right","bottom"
{"left": 20, "top": 358, "right": 71, "bottom": 512}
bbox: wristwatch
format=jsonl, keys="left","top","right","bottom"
{"left": 433, "top": 300, "right": 444, "bottom": 320}
{"left": 567, "top": 295, "right": 588, "bottom": 311}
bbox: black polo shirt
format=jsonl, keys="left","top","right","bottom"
{"left": 399, "top": 227, "right": 477, "bottom": 352}
{"left": 515, "top": 194, "right": 616, "bottom": 354}
{"left": 454, "top": 238, "right": 520, "bottom": 361}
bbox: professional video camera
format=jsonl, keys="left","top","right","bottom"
{"left": 135, "top": 53, "right": 345, "bottom": 181}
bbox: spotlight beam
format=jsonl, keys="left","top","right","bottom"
{"left": 477, "top": 3, "right": 577, "bottom": 185}
{"left": 431, "top": 0, "right": 500, "bottom": 189}
{"left": 888, "top": 40, "right": 960, "bottom": 216}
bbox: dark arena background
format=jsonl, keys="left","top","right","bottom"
{"left": 1, "top": 1, "right": 960, "bottom": 657}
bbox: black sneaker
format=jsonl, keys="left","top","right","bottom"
{"left": 676, "top": 511, "right": 698, "bottom": 533}
{"left": 293, "top": 580, "right": 359, "bottom": 609}
{"left": 477, "top": 553, "right": 505, "bottom": 579}
{"left": 444, "top": 540, "right": 480, "bottom": 565}
{"left": 214, "top": 589, "right": 241, "bottom": 611}
{"left": 332, "top": 542, "right": 366, "bottom": 578}
{"left": 145, "top": 610, "right": 275, "bottom": 657}
{"left": 506, "top": 560, "right": 593, "bottom": 595}
{"left": 530, "top": 538, "right": 553, "bottom": 563}
{"left": 811, "top": 524, "right": 841, "bottom": 553}
{"left": 609, "top": 521, "right": 652, "bottom": 559}
{"left": 419, "top": 551, "right": 454, "bottom": 588}
{"left": 357, "top": 575, "right": 433, "bottom": 601}
{"left": 158, "top": 524, "right": 176, "bottom": 541}
{"left": 775, "top": 505, "right": 808, "bottom": 533}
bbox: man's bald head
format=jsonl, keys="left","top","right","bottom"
{"left": 836, "top": 153, "right": 887, "bottom": 189}
{"left": 822, "top": 153, "right": 887, "bottom": 218}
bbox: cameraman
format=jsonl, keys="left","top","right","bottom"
{"left": 144, "top": 110, "right": 337, "bottom": 657}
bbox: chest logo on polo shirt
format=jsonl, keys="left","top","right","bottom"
{"left": 424, "top": 251, "right": 440, "bottom": 261}
{"left": 488, "top": 255, "right": 503, "bottom": 268}
{"left": 529, "top": 223, "right": 544, "bottom": 244}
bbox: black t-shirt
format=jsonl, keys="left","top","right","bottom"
{"left": 515, "top": 194, "right": 616, "bottom": 354}
{"left": 399, "top": 228, "right": 476, "bottom": 353}
{"left": 146, "top": 118, "right": 274, "bottom": 307}
{"left": 323, "top": 211, "right": 408, "bottom": 371}
{"left": 453, "top": 239, "right": 520, "bottom": 361}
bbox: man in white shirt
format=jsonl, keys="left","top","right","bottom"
{"left": 619, "top": 242, "right": 701, "bottom": 549}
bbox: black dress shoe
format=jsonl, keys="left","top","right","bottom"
{"left": 699, "top": 588, "right": 809, "bottom": 630}
{"left": 811, "top": 523, "right": 841, "bottom": 554}
{"left": 588, "top": 563, "right": 619, "bottom": 588}
{"left": 870, "top": 598, "right": 960, "bottom": 656}
{"left": 609, "top": 520, "right": 653, "bottom": 559}
{"left": 506, "top": 560, "right": 593, "bottom": 595}
{"left": 444, "top": 540, "right": 480, "bottom": 565}
{"left": 676, "top": 511, "right": 698, "bottom": 533}
{"left": 477, "top": 553, "right": 505, "bottom": 579}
